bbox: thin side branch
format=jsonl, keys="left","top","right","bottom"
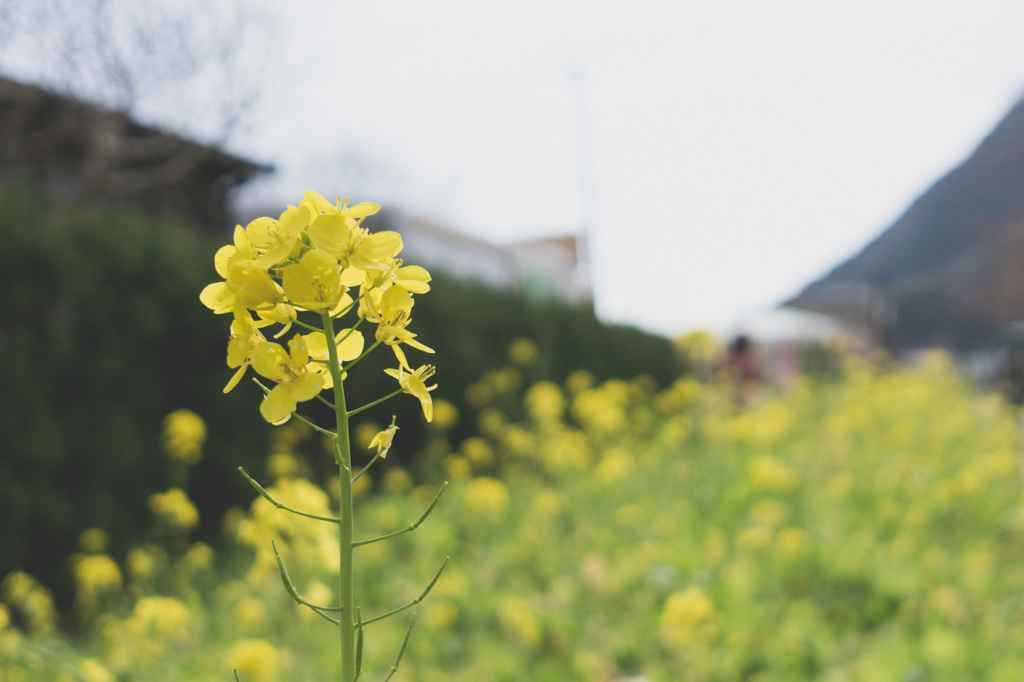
{"left": 347, "top": 388, "right": 403, "bottom": 418}
{"left": 360, "top": 556, "right": 449, "bottom": 626}
{"left": 272, "top": 540, "right": 343, "bottom": 625}
{"left": 239, "top": 468, "right": 340, "bottom": 523}
{"left": 354, "top": 482, "right": 449, "bottom": 547}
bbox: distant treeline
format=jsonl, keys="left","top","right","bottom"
{"left": 0, "top": 187, "right": 681, "bottom": 608}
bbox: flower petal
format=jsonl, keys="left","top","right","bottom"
{"left": 259, "top": 385, "right": 296, "bottom": 424}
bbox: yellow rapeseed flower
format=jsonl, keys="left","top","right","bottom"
{"left": 148, "top": 489, "right": 200, "bottom": 530}
{"left": 72, "top": 554, "right": 122, "bottom": 607}
{"left": 246, "top": 205, "right": 308, "bottom": 269}
{"left": 385, "top": 364, "right": 437, "bottom": 422}
{"left": 497, "top": 596, "right": 542, "bottom": 649}
{"left": 659, "top": 586, "right": 716, "bottom": 647}
{"left": 126, "top": 545, "right": 165, "bottom": 582}
{"left": 78, "top": 528, "right": 110, "bottom": 553}
{"left": 507, "top": 337, "right": 539, "bottom": 367}
{"left": 251, "top": 335, "right": 325, "bottom": 424}
{"left": 1, "top": 572, "right": 57, "bottom": 633}
{"left": 382, "top": 466, "right": 413, "bottom": 493}
{"left": 224, "top": 310, "right": 268, "bottom": 393}
{"left": 161, "top": 408, "right": 207, "bottom": 464}
{"left": 431, "top": 399, "right": 460, "bottom": 430}
{"left": 281, "top": 248, "right": 346, "bottom": 311}
{"left": 524, "top": 381, "right": 565, "bottom": 423}
{"left": 368, "top": 422, "right": 399, "bottom": 459}
{"left": 227, "top": 638, "right": 283, "bottom": 681}
{"left": 464, "top": 477, "right": 510, "bottom": 522}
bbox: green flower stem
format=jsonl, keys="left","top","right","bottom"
{"left": 336, "top": 316, "right": 364, "bottom": 343}
{"left": 292, "top": 317, "right": 322, "bottom": 333}
{"left": 331, "top": 293, "right": 360, "bottom": 320}
{"left": 290, "top": 412, "right": 337, "bottom": 438}
{"left": 347, "top": 388, "right": 404, "bottom": 418}
{"left": 359, "top": 557, "right": 448, "bottom": 627}
{"left": 239, "top": 468, "right": 340, "bottom": 523}
{"left": 351, "top": 451, "right": 382, "bottom": 485}
{"left": 353, "top": 482, "right": 448, "bottom": 547}
{"left": 322, "top": 310, "right": 357, "bottom": 682}
{"left": 316, "top": 393, "right": 338, "bottom": 411}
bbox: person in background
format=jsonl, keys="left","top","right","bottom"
{"left": 719, "top": 334, "right": 762, "bottom": 407}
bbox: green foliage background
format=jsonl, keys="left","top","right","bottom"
{"left": 0, "top": 188, "right": 680, "bottom": 608}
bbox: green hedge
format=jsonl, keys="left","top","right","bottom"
{"left": 0, "top": 188, "right": 681, "bottom": 608}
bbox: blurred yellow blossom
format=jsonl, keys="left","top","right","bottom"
{"left": 524, "top": 381, "right": 565, "bottom": 423}
{"left": 476, "top": 407, "right": 505, "bottom": 435}
{"left": 266, "top": 451, "right": 302, "bottom": 479}
{"left": 161, "top": 408, "right": 207, "bottom": 464}
{"left": 747, "top": 455, "right": 799, "bottom": 492}
{"left": 498, "top": 596, "right": 542, "bottom": 649}
{"left": 659, "top": 586, "right": 717, "bottom": 647}
{"left": 1, "top": 572, "right": 57, "bottom": 634}
{"left": 353, "top": 421, "right": 382, "bottom": 449}
{"left": 350, "top": 471, "right": 372, "bottom": 498}
{"left": 423, "top": 599, "right": 459, "bottom": 631}
{"left": 465, "top": 477, "right": 510, "bottom": 521}
{"left": 460, "top": 437, "right": 494, "bottom": 468}
{"left": 181, "top": 542, "right": 214, "bottom": 572}
{"left": 103, "top": 596, "right": 193, "bottom": 671}
{"left": 148, "top": 488, "right": 200, "bottom": 530}
{"left": 775, "top": 527, "right": 809, "bottom": 557}
{"left": 299, "top": 580, "right": 334, "bottom": 622}
{"left": 431, "top": 398, "right": 459, "bottom": 430}
{"left": 72, "top": 554, "right": 122, "bottom": 608}
{"left": 0, "top": 604, "right": 21, "bottom": 653}
{"left": 540, "top": 428, "right": 591, "bottom": 473}
{"left": 126, "top": 545, "right": 165, "bottom": 582}
{"left": 227, "top": 638, "right": 283, "bottom": 681}
{"left": 507, "top": 337, "right": 539, "bottom": 367}
{"left": 595, "top": 447, "right": 632, "bottom": 484}
{"left": 78, "top": 528, "right": 109, "bottom": 553}
{"left": 443, "top": 455, "right": 472, "bottom": 480}
{"left": 735, "top": 526, "right": 772, "bottom": 551}
{"left": 233, "top": 596, "right": 268, "bottom": 632}
{"left": 571, "top": 380, "right": 630, "bottom": 435}
{"left": 78, "top": 659, "right": 115, "bottom": 682}
{"left": 382, "top": 466, "right": 413, "bottom": 493}
{"left": 749, "top": 499, "right": 788, "bottom": 527}
{"left": 564, "top": 369, "right": 596, "bottom": 393}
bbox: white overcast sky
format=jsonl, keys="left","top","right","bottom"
{"left": 9, "top": 1, "right": 1024, "bottom": 337}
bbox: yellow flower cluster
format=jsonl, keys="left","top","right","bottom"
{"left": 1, "top": 571, "right": 57, "bottom": 634}
{"left": 71, "top": 554, "right": 122, "bottom": 609}
{"left": 659, "top": 586, "right": 717, "bottom": 647}
{"left": 200, "top": 191, "right": 436, "bottom": 424}
{"left": 226, "top": 638, "right": 284, "bottom": 681}
{"left": 101, "top": 596, "right": 193, "bottom": 670}
{"left": 161, "top": 408, "right": 207, "bottom": 464}
{"left": 233, "top": 477, "right": 339, "bottom": 582}
{"left": 148, "top": 488, "right": 200, "bottom": 530}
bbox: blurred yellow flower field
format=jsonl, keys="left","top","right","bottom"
{"left": 4, "top": 349, "right": 1024, "bottom": 680}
